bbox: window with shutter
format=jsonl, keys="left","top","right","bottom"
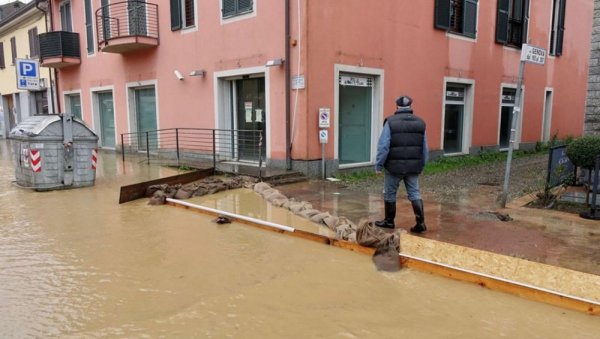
{"left": 171, "top": 0, "right": 195, "bottom": 31}
{"left": 495, "top": 0, "right": 529, "bottom": 48}
{"left": 434, "top": 0, "right": 478, "bottom": 38}
{"left": 85, "top": 0, "right": 94, "bottom": 54}
{"left": 550, "top": 0, "right": 567, "bottom": 56}
{"left": 0, "top": 42, "right": 5, "bottom": 69}
{"left": 222, "top": 0, "right": 253, "bottom": 19}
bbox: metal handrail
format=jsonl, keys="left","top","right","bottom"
{"left": 120, "top": 128, "right": 265, "bottom": 169}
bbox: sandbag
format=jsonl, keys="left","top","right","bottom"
{"left": 288, "top": 201, "right": 312, "bottom": 214}
{"left": 372, "top": 236, "right": 401, "bottom": 272}
{"left": 322, "top": 215, "right": 339, "bottom": 230}
{"left": 254, "top": 182, "right": 272, "bottom": 194}
{"left": 310, "top": 212, "right": 331, "bottom": 224}
{"left": 148, "top": 191, "right": 167, "bottom": 205}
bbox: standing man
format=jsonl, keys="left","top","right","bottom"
{"left": 374, "top": 95, "right": 428, "bottom": 233}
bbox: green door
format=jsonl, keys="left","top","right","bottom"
{"left": 235, "top": 78, "right": 266, "bottom": 162}
{"left": 98, "top": 92, "right": 115, "bottom": 148}
{"left": 339, "top": 85, "right": 372, "bottom": 164}
{"left": 135, "top": 87, "right": 157, "bottom": 150}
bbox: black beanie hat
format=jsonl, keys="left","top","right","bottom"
{"left": 396, "top": 96, "right": 413, "bottom": 107}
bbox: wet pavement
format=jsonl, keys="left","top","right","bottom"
{"left": 2, "top": 139, "right": 600, "bottom": 337}
{"left": 276, "top": 179, "right": 600, "bottom": 277}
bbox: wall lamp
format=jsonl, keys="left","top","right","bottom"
{"left": 189, "top": 69, "right": 207, "bottom": 77}
{"left": 265, "top": 58, "right": 284, "bottom": 67}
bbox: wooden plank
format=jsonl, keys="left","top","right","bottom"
{"left": 165, "top": 199, "right": 600, "bottom": 316}
{"left": 400, "top": 256, "right": 600, "bottom": 315}
{"left": 119, "top": 168, "right": 214, "bottom": 204}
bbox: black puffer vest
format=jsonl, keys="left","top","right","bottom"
{"left": 384, "top": 110, "right": 426, "bottom": 175}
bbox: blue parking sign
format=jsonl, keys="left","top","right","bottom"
{"left": 19, "top": 61, "right": 38, "bottom": 77}
{"left": 15, "top": 59, "right": 40, "bottom": 90}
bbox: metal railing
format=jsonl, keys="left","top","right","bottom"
{"left": 95, "top": 1, "right": 159, "bottom": 47}
{"left": 39, "top": 31, "right": 81, "bottom": 61}
{"left": 120, "top": 128, "right": 264, "bottom": 169}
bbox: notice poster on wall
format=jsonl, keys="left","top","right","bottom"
{"left": 245, "top": 102, "right": 253, "bottom": 122}
{"left": 255, "top": 109, "right": 263, "bottom": 122}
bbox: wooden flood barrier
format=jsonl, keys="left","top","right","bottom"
{"left": 119, "top": 168, "right": 214, "bottom": 204}
{"left": 165, "top": 198, "right": 600, "bottom": 316}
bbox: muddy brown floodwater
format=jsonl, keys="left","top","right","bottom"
{"left": 1, "top": 140, "right": 599, "bottom": 337}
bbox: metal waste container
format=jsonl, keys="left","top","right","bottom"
{"left": 8, "top": 113, "right": 99, "bottom": 191}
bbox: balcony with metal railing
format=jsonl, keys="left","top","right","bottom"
{"left": 95, "top": 1, "right": 159, "bottom": 54}
{"left": 39, "top": 31, "right": 81, "bottom": 68}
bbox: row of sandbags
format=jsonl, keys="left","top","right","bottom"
{"left": 253, "top": 182, "right": 400, "bottom": 271}
{"left": 147, "top": 176, "right": 257, "bottom": 205}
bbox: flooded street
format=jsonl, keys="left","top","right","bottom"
{"left": 1, "top": 140, "right": 599, "bottom": 338}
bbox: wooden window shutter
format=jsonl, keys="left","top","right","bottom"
{"left": 434, "top": 0, "right": 451, "bottom": 30}
{"left": 0, "top": 42, "right": 5, "bottom": 69}
{"left": 170, "top": 0, "right": 182, "bottom": 31}
{"left": 495, "top": 0, "right": 509, "bottom": 44}
{"left": 463, "top": 0, "right": 478, "bottom": 38}
{"left": 520, "top": 0, "right": 530, "bottom": 45}
{"left": 222, "top": 0, "right": 236, "bottom": 18}
{"left": 29, "top": 27, "right": 39, "bottom": 58}
{"left": 10, "top": 37, "right": 16, "bottom": 64}
{"left": 556, "top": 0, "right": 566, "bottom": 56}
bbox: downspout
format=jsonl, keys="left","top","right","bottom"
{"left": 285, "top": 0, "right": 291, "bottom": 170}
{"left": 35, "top": 0, "right": 60, "bottom": 114}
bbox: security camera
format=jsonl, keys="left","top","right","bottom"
{"left": 174, "top": 70, "right": 184, "bottom": 80}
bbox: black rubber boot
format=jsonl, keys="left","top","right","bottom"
{"left": 410, "top": 199, "right": 427, "bottom": 233}
{"left": 375, "top": 201, "right": 396, "bottom": 229}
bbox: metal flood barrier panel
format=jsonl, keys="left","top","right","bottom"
{"left": 9, "top": 113, "right": 99, "bottom": 191}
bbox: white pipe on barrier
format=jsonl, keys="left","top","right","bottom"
{"left": 166, "top": 198, "right": 296, "bottom": 233}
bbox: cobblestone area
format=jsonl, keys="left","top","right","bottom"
{"left": 341, "top": 153, "right": 549, "bottom": 205}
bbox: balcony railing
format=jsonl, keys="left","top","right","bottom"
{"left": 39, "top": 31, "right": 81, "bottom": 68}
{"left": 95, "top": 0, "right": 159, "bottom": 54}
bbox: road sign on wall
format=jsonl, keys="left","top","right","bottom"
{"left": 16, "top": 59, "right": 40, "bottom": 90}
{"left": 520, "top": 44, "right": 546, "bottom": 65}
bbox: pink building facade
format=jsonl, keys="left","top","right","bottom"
{"left": 40, "top": 0, "right": 592, "bottom": 176}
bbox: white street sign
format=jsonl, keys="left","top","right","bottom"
{"left": 520, "top": 44, "right": 546, "bottom": 65}
{"left": 16, "top": 59, "right": 40, "bottom": 90}
{"left": 318, "top": 107, "right": 330, "bottom": 128}
{"left": 319, "top": 129, "right": 328, "bottom": 144}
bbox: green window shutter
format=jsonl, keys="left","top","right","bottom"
{"left": 434, "top": 0, "right": 450, "bottom": 30}
{"left": 463, "top": 0, "right": 478, "bottom": 38}
{"left": 171, "top": 0, "right": 182, "bottom": 31}
{"left": 521, "top": 0, "right": 530, "bottom": 45}
{"left": 222, "top": 0, "right": 235, "bottom": 18}
{"left": 556, "top": 0, "right": 567, "bottom": 56}
{"left": 238, "top": 0, "right": 253, "bottom": 13}
{"left": 495, "top": 0, "right": 509, "bottom": 44}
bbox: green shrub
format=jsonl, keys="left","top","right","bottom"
{"left": 565, "top": 136, "right": 600, "bottom": 169}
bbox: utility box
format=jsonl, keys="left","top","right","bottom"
{"left": 8, "top": 113, "right": 99, "bottom": 191}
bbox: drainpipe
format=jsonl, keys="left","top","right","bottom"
{"left": 35, "top": 0, "right": 60, "bottom": 114}
{"left": 285, "top": 0, "right": 291, "bottom": 170}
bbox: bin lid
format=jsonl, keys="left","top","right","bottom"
{"left": 8, "top": 114, "right": 98, "bottom": 140}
